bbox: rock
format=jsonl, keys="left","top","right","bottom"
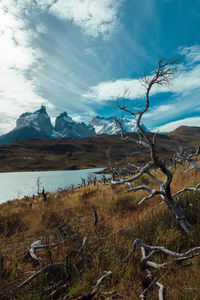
{"left": 55, "top": 112, "right": 96, "bottom": 139}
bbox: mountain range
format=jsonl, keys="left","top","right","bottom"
{"left": 0, "top": 106, "right": 141, "bottom": 145}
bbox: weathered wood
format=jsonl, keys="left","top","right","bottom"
{"left": 74, "top": 271, "right": 112, "bottom": 300}
{"left": 29, "top": 240, "right": 60, "bottom": 261}
{"left": 113, "top": 59, "right": 194, "bottom": 232}
{"left": 91, "top": 205, "right": 98, "bottom": 226}
{"left": 17, "top": 263, "right": 63, "bottom": 290}
{"left": 129, "top": 238, "right": 200, "bottom": 299}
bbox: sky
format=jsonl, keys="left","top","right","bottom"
{"left": 0, "top": 0, "right": 200, "bottom": 134}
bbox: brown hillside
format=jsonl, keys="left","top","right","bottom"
{"left": 0, "top": 126, "right": 199, "bottom": 172}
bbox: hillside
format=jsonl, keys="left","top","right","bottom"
{"left": 168, "top": 126, "right": 200, "bottom": 145}
{"left": 0, "top": 126, "right": 199, "bottom": 172}
{"left": 0, "top": 161, "right": 200, "bottom": 299}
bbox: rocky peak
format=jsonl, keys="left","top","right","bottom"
{"left": 55, "top": 112, "right": 74, "bottom": 134}
{"left": 16, "top": 105, "right": 53, "bottom": 137}
{"left": 34, "top": 105, "right": 48, "bottom": 115}
{"left": 55, "top": 112, "right": 96, "bottom": 139}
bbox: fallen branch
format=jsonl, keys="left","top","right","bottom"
{"left": 130, "top": 239, "right": 200, "bottom": 259}
{"left": 172, "top": 183, "right": 200, "bottom": 197}
{"left": 91, "top": 205, "right": 98, "bottom": 226}
{"left": 74, "top": 271, "right": 112, "bottom": 300}
{"left": 125, "top": 239, "right": 200, "bottom": 299}
{"left": 17, "top": 262, "right": 64, "bottom": 290}
{"left": 156, "top": 281, "right": 165, "bottom": 300}
{"left": 111, "top": 163, "right": 155, "bottom": 185}
{"left": 29, "top": 240, "right": 61, "bottom": 261}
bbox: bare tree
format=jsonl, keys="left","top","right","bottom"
{"left": 174, "top": 146, "right": 200, "bottom": 173}
{"left": 112, "top": 58, "right": 194, "bottom": 233}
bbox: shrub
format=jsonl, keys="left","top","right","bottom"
{"left": 0, "top": 213, "right": 24, "bottom": 237}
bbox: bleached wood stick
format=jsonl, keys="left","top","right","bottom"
{"left": 17, "top": 262, "right": 63, "bottom": 290}
{"left": 29, "top": 240, "right": 60, "bottom": 261}
{"left": 132, "top": 239, "right": 200, "bottom": 258}
{"left": 75, "top": 271, "right": 112, "bottom": 300}
{"left": 156, "top": 281, "right": 165, "bottom": 300}
{"left": 111, "top": 163, "right": 154, "bottom": 185}
{"left": 172, "top": 183, "right": 200, "bottom": 197}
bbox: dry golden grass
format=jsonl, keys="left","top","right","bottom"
{"left": 0, "top": 163, "right": 200, "bottom": 299}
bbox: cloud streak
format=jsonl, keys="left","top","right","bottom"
{"left": 0, "top": 1, "right": 53, "bottom": 134}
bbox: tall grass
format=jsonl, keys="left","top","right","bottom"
{"left": 0, "top": 165, "right": 200, "bottom": 299}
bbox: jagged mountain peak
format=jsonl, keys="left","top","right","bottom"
{"left": 0, "top": 107, "right": 148, "bottom": 146}
{"left": 55, "top": 112, "right": 95, "bottom": 139}
{"left": 0, "top": 106, "right": 97, "bottom": 145}
{"left": 34, "top": 105, "right": 48, "bottom": 115}
{"left": 16, "top": 105, "right": 53, "bottom": 137}
{"left": 56, "top": 111, "right": 74, "bottom": 123}
{"left": 89, "top": 115, "right": 138, "bottom": 135}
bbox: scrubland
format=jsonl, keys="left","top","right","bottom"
{"left": 0, "top": 163, "right": 200, "bottom": 299}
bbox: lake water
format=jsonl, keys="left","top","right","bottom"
{"left": 0, "top": 168, "right": 106, "bottom": 204}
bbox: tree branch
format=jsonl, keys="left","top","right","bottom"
{"left": 17, "top": 263, "right": 64, "bottom": 290}
{"left": 172, "top": 183, "right": 200, "bottom": 197}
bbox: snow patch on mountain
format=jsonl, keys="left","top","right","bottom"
{"left": 89, "top": 116, "right": 138, "bottom": 135}
{"left": 16, "top": 105, "right": 54, "bottom": 137}
{"left": 55, "top": 112, "right": 96, "bottom": 139}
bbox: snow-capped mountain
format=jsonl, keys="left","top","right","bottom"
{"left": 0, "top": 106, "right": 96, "bottom": 145}
{"left": 89, "top": 116, "right": 138, "bottom": 135}
{"left": 55, "top": 112, "right": 96, "bottom": 139}
{"left": 0, "top": 107, "right": 146, "bottom": 146}
{"left": 16, "top": 105, "right": 55, "bottom": 137}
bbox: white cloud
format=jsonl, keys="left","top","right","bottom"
{"left": 153, "top": 117, "right": 200, "bottom": 133}
{"left": 143, "top": 104, "right": 175, "bottom": 119}
{"left": 84, "top": 78, "right": 145, "bottom": 100}
{"left": 49, "top": 0, "right": 123, "bottom": 38}
{"left": 85, "top": 45, "right": 200, "bottom": 101}
{"left": 35, "top": 0, "right": 56, "bottom": 11}
{"left": 36, "top": 23, "right": 48, "bottom": 34}
{"left": 0, "top": 1, "right": 52, "bottom": 134}
{"left": 179, "top": 45, "right": 200, "bottom": 64}
{"left": 71, "top": 114, "right": 84, "bottom": 123}
{"left": 71, "top": 111, "right": 95, "bottom": 123}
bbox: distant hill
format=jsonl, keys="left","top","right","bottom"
{"left": 167, "top": 126, "right": 200, "bottom": 146}
{"left": 0, "top": 126, "right": 199, "bottom": 172}
{"left": 169, "top": 125, "right": 200, "bottom": 137}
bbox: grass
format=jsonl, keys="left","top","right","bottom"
{"left": 0, "top": 163, "right": 200, "bottom": 299}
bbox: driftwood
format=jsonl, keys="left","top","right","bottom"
{"left": 29, "top": 240, "right": 61, "bottom": 261}
{"left": 125, "top": 238, "right": 200, "bottom": 299}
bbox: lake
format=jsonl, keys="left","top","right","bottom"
{"left": 0, "top": 168, "right": 107, "bottom": 204}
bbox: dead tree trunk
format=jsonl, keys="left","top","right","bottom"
{"left": 114, "top": 58, "right": 193, "bottom": 233}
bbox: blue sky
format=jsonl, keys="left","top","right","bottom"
{"left": 0, "top": 0, "right": 200, "bottom": 134}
